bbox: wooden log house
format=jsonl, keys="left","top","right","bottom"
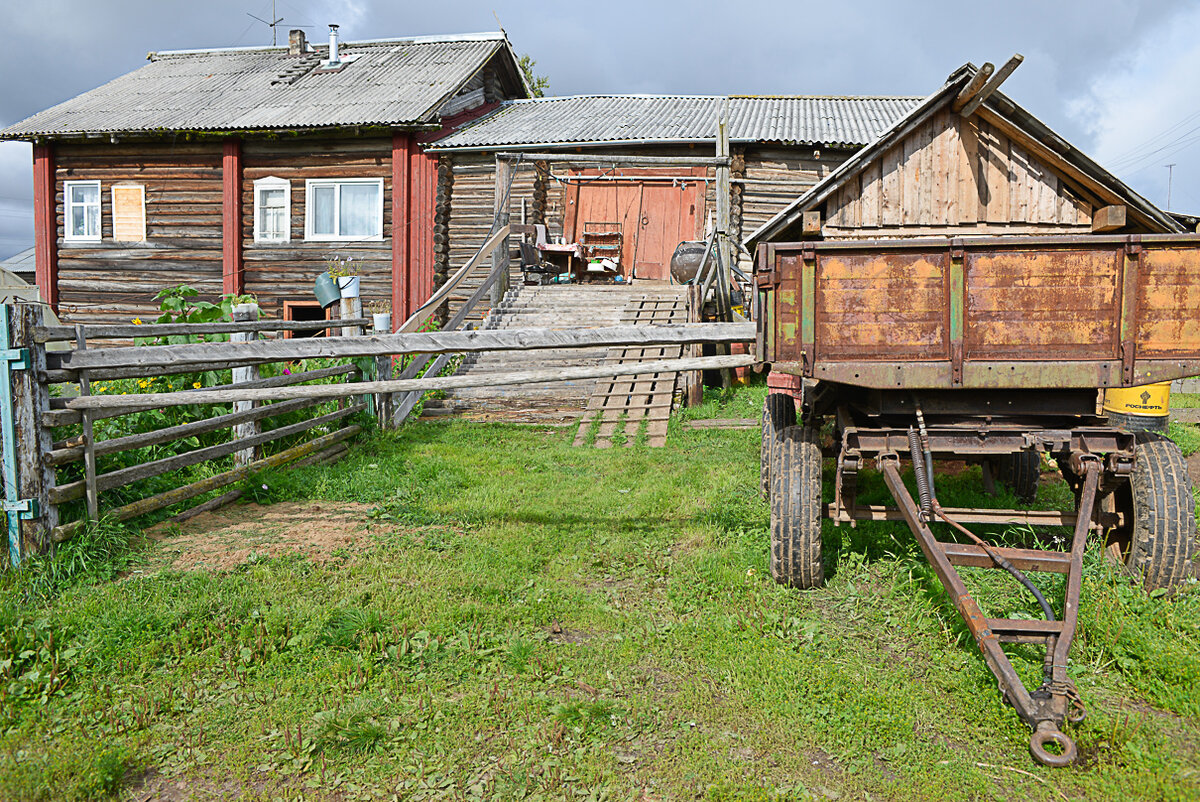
{"left": 1, "top": 29, "right": 529, "bottom": 329}
{"left": 426, "top": 95, "right": 925, "bottom": 320}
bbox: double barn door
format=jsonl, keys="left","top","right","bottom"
{"left": 564, "top": 167, "right": 705, "bottom": 280}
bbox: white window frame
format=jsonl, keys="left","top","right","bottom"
{"left": 64, "top": 180, "right": 102, "bottom": 242}
{"left": 253, "top": 176, "right": 292, "bottom": 243}
{"left": 304, "top": 177, "right": 384, "bottom": 242}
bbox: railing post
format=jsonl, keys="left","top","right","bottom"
{"left": 232, "top": 303, "right": 260, "bottom": 467}
{"left": 4, "top": 304, "right": 57, "bottom": 562}
{"left": 373, "top": 313, "right": 393, "bottom": 429}
{"left": 491, "top": 156, "right": 512, "bottom": 307}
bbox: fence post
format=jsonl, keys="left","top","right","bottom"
{"left": 373, "top": 313, "right": 393, "bottom": 428}
{"left": 4, "top": 304, "right": 57, "bottom": 563}
{"left": 491, "top": 156, "right": 512, "bottom": 307}
{"left": 232, "top": 303, "right": 260, "bottom": 467}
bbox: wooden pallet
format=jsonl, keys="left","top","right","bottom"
{"left": 574, "top": 294, "right": 686, "bottom": 448}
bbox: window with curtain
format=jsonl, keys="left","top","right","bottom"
{"left": 304, "top": 178, "right": 383, "bottom": 241}
{"left": 254, "top": 177, "right": 291, "bottom": 243}
{"left": 64, "top": 180, "right": 102, "bottom": 241}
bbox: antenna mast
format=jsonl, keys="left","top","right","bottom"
{"left": 247, "top": 0, "right": 285, "bottom": 46}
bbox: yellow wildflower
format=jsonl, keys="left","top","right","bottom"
{"left": 132, "top": 318, "right": 143, "bottom": 325}
{"left": 138, "top": 380, "right": 148, "bottom": 388}
{"left": 193, "top": 382, "right": 202, "bottom": 389}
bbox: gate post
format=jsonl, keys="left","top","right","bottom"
{"left": 232, "top": 303, "right": 260, "bottom": 468}
{"left": 2, "top": 304, "right": 57, "bottom": 564}
{"left": 372, "top": 313, "right": 393, "bottom": 429}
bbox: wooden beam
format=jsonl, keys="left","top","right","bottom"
{"left": 958, "top": 55, "right": 1024, "bottom": 118}
{"left": 802, "top": 211, "right": 822, "bottom": 236}
{"left": 65, "top": 353, "right": 756, "bottom": 411}
{"left": 31, "top": 143, "right": 57, "bottom": 309}
{"left": 491, "top": 156, "right": 512, "bottom": 306}
{"left": 496, "top": 152, "right": 730, "bottom": 167}
{"left": 221, "top": 139, "right": 244, "bottom": 296}
{"left": 951, "top": 63, "right": 995, "bottom": 112}
{"left": 391, "top": 132, "right": 412, "bottom": 324}
{"left": 1091, "top": 205, "right": 1127, "bottom": 233}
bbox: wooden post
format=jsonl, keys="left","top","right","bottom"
{"left": 32, "top": 144, "right": 58, "bottom": 310}
{"left": 73, "top": 325, "right": 99, "bottom": 520}
{"left": 231, "top": 303, "right": 260, "bottom": 467}
{"left": 372, "top": 313, "right": 393, "bottom": 428}
{"left": 10, "top": 305, "right": 58, "bottom": 557}
{"left": 491, "top": 156, "right": 512, "bottom": 307}
{"left": 222, "top": 139, "right": 244, "bottom": 296}
{"left": 686, "top": 284, "right": 704, "bottom": 407}
{"left": 715, "top": 100, "right": 734, "bottom": 388}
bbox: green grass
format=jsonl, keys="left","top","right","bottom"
{"left": 1, "top": 384, "right": 1198, "bottom": 800}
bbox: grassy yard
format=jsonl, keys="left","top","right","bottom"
{"left": 1, "top": 385, "right": 1199, "bottom": 801}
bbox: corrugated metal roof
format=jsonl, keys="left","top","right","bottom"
{"left": 1, "top": 33, "right": 515, "bottom": 139}
{"left": 430, "top": 95, "right": 923, "bottom": 150}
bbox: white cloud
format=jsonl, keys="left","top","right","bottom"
{"left": 1068, "top": 3, "right": 1200, "bottom": 213}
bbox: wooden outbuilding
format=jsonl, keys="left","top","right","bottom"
{"left": 425, "top": 95, "right": 922, "bottom": 317}
{"left": 746, "top": 61, "right": 1186, "bottom": 246}
{"left": 1, "top": 29, "right": 528, "bottom": 327}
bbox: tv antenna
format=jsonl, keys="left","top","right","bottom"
{"left": 247, "top": 0, "right": 285, "bottom": 46}
{"left": 1166, "top": 163, "right": 1176, "bottom": 211}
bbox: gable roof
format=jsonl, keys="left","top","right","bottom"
{"left": 745, "top": 64, "right": 1184, "bottom": 246}
{"left": 1, "top": 32, "right": 526, "bottom": 140}
{"left": 428, "top": 94, "right": 923, "bottom": 151}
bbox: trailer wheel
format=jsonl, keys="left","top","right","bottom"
{"left": 770, "top": 424, "right": 824, "bottom": 589}
{"left": 761, "top": 393, "right": 796, "bottom": 498}
{"left": 1108, "top": 431, "right": 1196, "bottom": 591}
{"left": 1000, "top": 449, "right": 1040, "bottom": 504}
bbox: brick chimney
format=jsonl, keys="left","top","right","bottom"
{"left": 288, "top": 29, "right": 307, "bottom": 56}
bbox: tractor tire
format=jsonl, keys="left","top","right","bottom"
{"left": 770, "top": 424, "right": 824, "bottom": 589}
{"left": 1001, "top": 449, "right": 1041, "bottom": 504}
{"left": 1119, "top": 431, "right": 1197, "bottom": 591}
{"left": 760, "top": 393, "right": 796, "bottom": 498}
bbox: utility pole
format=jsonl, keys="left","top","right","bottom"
{"left": 1166, "top": 163, "right": 1176, "bottom": 211}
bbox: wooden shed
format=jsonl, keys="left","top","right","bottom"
{"left": 426, "top": 95, "right": 922, "bottom": 319}
{"left": 0, "top": 29, "right": 528, "bottom": 327}
{"left": 746, "top": 62, "right": 1186, "bottom": 246}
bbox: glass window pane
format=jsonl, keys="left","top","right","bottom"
{"left": 265, "top": 207, "right": 285, "bottom": 239}
{"left": 311, "top": 185, "right": 335, "bottom": 235}
{"left": 261, "top": 188, "right": 284, "bottom": 208}
{"left": 86, "top": 203, "right": 100, "bottom": 238}
{"left": 71, "top": 205, "right": 86, "bottom": 237}
{"left": 71, "top": 183, "right": 99, "bottom": 205}
{"left": 339, "top": 183, "right": 379, "bottom": 238}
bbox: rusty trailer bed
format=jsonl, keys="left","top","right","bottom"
{"left": 754, "top": 234, "right": 1200, "bottom": 389}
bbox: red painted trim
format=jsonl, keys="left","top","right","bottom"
{"left": 222, "top": 139, "right": 243, "bottom": 296}
{"left": 418, "top": 100, "right": 502, "bottom": 145}
{"left": 392, "top": 132, "right": 412, "bottom": 327}
{"left": 32, "top": 144, "right": 58, "bottom": 310}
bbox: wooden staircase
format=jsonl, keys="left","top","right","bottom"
{"left": 422, "top": 282, "right": 687, "bottom": 428}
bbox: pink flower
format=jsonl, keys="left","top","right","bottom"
{"left": 282, "top": 367, "right": 292, "bottom": 375}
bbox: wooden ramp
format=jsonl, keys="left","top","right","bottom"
{"left": 574, "top": 293, "right": 686, "bottom": 448}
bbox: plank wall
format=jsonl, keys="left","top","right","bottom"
{"left": 823, "top": 110, "right": 1092, "bottom": 237}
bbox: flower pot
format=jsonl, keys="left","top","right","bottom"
{"left": 313, "top": 272, "right": 341, "bottom": 308}
{"left": 336, "top": 275, "right": 361, "bottom": 298}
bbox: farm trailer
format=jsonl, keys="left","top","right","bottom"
{"left": 754, "top": 234, "right": 1199, "bottom": 766}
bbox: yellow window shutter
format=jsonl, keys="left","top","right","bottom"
{"left": 111, "top": 184, "right": 146, "bottom": 242}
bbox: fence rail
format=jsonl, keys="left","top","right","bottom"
{"left": 1, "top": 221, "right": 755, "bottom": 566}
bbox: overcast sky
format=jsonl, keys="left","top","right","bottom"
{"left": 3, "top": 0, "right": 1200, "bottom": 258}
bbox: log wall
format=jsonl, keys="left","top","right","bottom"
{"left": 241, "top": 137, "right": 394, "bottom": 321}
{"left": 55, "top": 142, "right": 225, "bottom": 324}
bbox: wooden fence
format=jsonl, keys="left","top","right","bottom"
{"left": 0, "top": 223, "right": 755, "bottom": 567}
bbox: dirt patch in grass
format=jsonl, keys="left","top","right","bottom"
{"left": 143, "top": 501, "right": 377, "bottom": 572}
